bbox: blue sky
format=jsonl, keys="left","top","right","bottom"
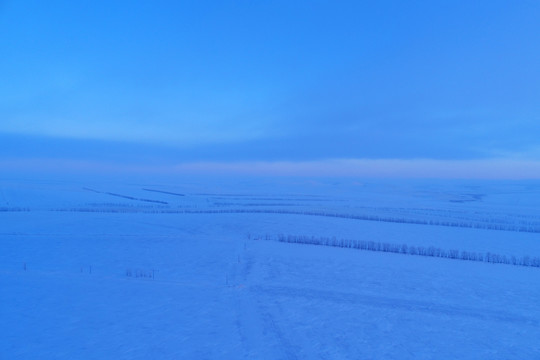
{"left": 1, "top": 1, "right": 540, "bottom": 177}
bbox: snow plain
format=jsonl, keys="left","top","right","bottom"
{"left": 1, "top": 176, "right": 540, "bottom": 359}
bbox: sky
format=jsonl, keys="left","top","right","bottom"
{"left": 2, "top": 1, "right": 540, "bottom": 178}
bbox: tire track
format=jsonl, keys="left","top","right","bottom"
{"left": 252, "top": 285, "right": 539, "bottom": 326}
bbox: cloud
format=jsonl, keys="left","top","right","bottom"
{"left": 0, "top": 114, "right": 268, "bottom": 146}
{"left": 2, "top": 157, "right": 540, "bottom": 179}
{"left": 166, "top": 159, "right": 540, "bottom": 179}
{"left": 2, "top": 1, "right": 540, "bottom": 163}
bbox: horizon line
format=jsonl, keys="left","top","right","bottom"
{"left": 2, "top": 157, "right": 540, "bottom": 179}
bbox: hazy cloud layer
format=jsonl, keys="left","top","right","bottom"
{"left": 2, "top": 1, "right": 540, "bottom": 175}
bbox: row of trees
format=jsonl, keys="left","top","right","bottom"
{"left": 263, "top": 234, "right": 540, "bottom": 268}
{"left": 0, "top": 207, "right": 30, "bottom": 212}
{"left": 51, "top": 208, "right": 540, "bottom": 233}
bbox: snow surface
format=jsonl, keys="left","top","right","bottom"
{"left": 1, "top": 177, "right": 540, "bottom": 359}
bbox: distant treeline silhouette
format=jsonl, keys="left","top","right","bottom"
{"left": 83, "top": 187, "right": 168, "bottom": 205}
{"left": 0, "top": 207, "right": 29, "bottom": 212}
{"left": 53, "top": 208, "right": 540, "bottom": 234}
{"left": 142, "top": 188, "right": 185, "bottom": 197}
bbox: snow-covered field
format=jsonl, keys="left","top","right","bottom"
{"left": 1, "top": 176, "right": 540, "bottom": 359}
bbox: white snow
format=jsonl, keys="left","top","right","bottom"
{"left": 1, "top": 177, "right": 539, "bottom": 359}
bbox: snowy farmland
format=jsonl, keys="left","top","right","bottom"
{"left": 1, "top": 177, "right": 540, "bottom": 359}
